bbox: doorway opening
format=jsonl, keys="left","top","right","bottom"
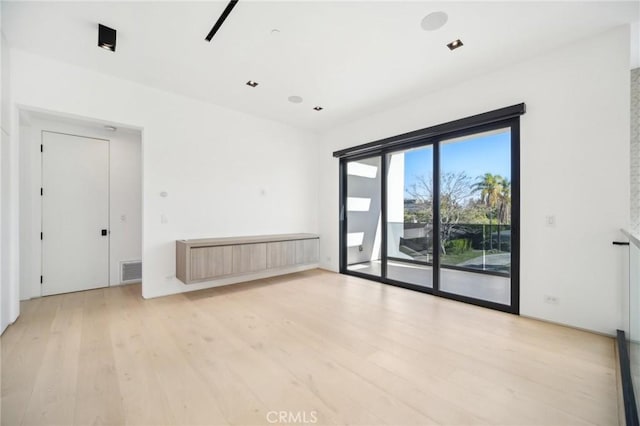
{"left": 18, "top": 109, "right": 142, "bottom": 299}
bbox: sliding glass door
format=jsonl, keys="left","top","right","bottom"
{"left": 438, "top": 128, "right": 514, "bottom": 306}
{"left": 345, "top": 157, "right": 382, "bottom": 277}
{"left": 338, "top": 105, "right": 522, "bottom": 313}
{"left": 385, "top": 146, "right": 434, "bottom": 288}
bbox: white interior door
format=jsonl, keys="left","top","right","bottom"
{"left": 42, "top": 131, "right": 109, "bottom": 296}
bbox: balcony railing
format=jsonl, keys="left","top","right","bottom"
{"left": 619, "top": 229, "right": 640, "bottom": 426}
{"left": 387, "top": 222, "right": 511, "bottom": 275}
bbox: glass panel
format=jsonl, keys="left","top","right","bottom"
{"left": 385, "top": 146, "right": 434, "bottom": 287}
{"left": 346, "top": 157, "right": 382, "bottom": 276}
{"left": 630, "top": 241, "right": 640, "bottom": 408}
{"left": 439, "top": 128, "right": 511, "bottom": 305}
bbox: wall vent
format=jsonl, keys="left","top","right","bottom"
{"left": 120, "top": 260, "right": 142, "bottom": 284}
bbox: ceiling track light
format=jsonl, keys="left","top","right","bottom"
{"left": 98, "top": 24, "right": 117, "bottom": 52}
{"left": 246, "top": 80, "right": 259, "bottom": 87}
{"left": 205, "top": 0, "right": 239, "bottom": 42}
{"left": 447, "top": 39, "right": 463, "bottom": 51}
{"left": 313, "top": 106, "right": 323, "bottom": 111}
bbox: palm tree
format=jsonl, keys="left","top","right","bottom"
{"left": 473, "top": 173, "right": 502, "bottom": 251}
{"left": 495, "top": 177, "right": 512, "bottom": 251}
{"left": 497, "top": 177, "right": 511, "bottom": 224}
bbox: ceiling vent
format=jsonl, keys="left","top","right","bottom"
{"left": 421, "top": 12, "right": 448, "bottom": 31}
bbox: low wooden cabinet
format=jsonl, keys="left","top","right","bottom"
{"left": 176, "top": 234, "right": 319, "bottom": 284}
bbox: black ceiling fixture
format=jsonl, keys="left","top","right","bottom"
{"left": 205, "top": 0, "right": 239, "bottom": 42}
{"left": 313, "top": 106, "right": 323, "bottom": 111}
{"left": 98, "top": 24, "right": 116, "bottom": 52}
{"left": 246, "top": 80, "right": 258, "bottom": 87}
{"left": 447, "top": 39, "right": 464, "bottom": 51}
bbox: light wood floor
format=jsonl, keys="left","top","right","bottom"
{"left": 1, "top": 270, "right": 618, "bottom": 426}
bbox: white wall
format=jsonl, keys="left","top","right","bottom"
{"left": 9, "top": 48, "right": 319, "bottom": 299}
{"left": 318, "top": 26, "right": 631, "bottom": 335}
{"left": 1, "top": 24, "right": 18, "bottom": 334}
{"left": 1, "top": 6, "right": 5, "bottom": 335}
{"left": 18, "top": 116, "right": 142, "bottom": 300}
{"left": 109, "top": 129, "right": 142, "bottom": 286}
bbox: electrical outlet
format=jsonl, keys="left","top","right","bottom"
{"left": 358, "top": 245, "right": 363, "bottom": 252}
{"left": 543, "top": 295, "right": 559, "bottom": 305}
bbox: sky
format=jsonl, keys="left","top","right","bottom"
{"left": 403, "top": 130, "right": 511, "bottom": 195}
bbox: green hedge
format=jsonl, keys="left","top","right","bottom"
{"left": 445, "top": 238, "right": 471, "bottom": 255}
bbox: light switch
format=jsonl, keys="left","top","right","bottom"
{"left": 545, "top": 215, "right": 556, "bottom": 226}
{"left": 161, "top": 214, "right": 168, "bottom": 224}
{"left": 120, "top": 214, "right": 127, "bottom": 222}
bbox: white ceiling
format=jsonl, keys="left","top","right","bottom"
{"left": 2, "top": 1, "right": 638, "bottom": 132}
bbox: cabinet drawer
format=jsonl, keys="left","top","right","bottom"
{"left": 295, "top": 239, "right": 319, "bottom": 264}
{"left": 232, "top": 243, "right": 267, "bottom": 274}
{"left": 190, "top": 246, "right": 233, "bottom": 281}
{"left": 267, "top": 241, "right": 297, "bottom": 269}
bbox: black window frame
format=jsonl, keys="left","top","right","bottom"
{"left": 335, "top": 104, "right": 524, "bottom": 314}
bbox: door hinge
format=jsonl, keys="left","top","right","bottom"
{"left": 40, "top": 275, "right": 43, "bottom": 284}
{"left": 40, "top": 187, "right": 43, "bottom": 196}
{"left": 40, "top": 232, "right": 43, "bottom": 240}
{"left": 40, "top": 144, "right": 43, "bottom": 153}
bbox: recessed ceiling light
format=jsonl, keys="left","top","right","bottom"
{"left": 246, "top": 80, "right": 259, "bottom": 87}
{"left": 447, "top": 39, "right": 463, "bottom": 51}
{"left": 313, "top": 106, "right": 323, "bottom": 111}
{"left": 271, "top": 29, "right": 280, "bottom": 36}
{"left": 104, "top": 125, "right": 117, "bottom": 131}
{"left": 288, "top": 96, "right": 303, "bottom": 104}
{"left": 421, "top": 11, "right": 448, "bottom": 31}
{"left": 98, "top": 24, "right": 116, "bottom": 52}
